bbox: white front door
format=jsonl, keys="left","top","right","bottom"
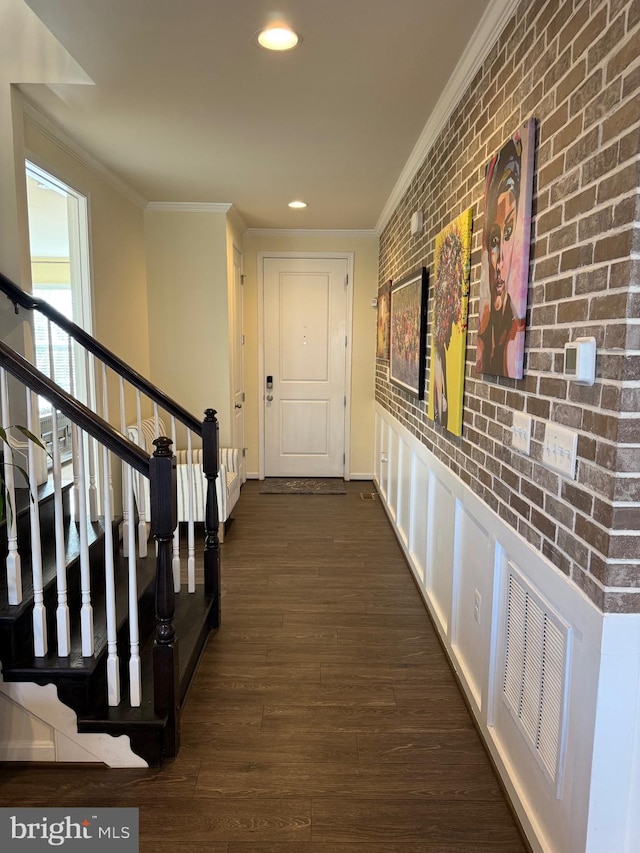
{"left": 263, "top": 256, "right": 349, "bottom": 477}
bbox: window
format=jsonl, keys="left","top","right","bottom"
{"left": 25, "top": 162, "right": 93, "bottom": 459}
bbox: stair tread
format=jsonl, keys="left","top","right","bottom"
{"left": 79, "top": 584, "right": 213, "bottom": 728}
{"left": 4, "top": 550, "right": 157, "bottom": 675}
{"left": 0, "top": 516, "right": 114, "bottom": 618}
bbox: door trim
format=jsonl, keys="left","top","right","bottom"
{"left": 258, "top": 251, "right": 354, "bottom": 481}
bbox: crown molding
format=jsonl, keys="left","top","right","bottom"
{"left": 245, "top": 228, "right": 378, "bottom": 239}
{"left": 22, "top": 99, "right": 148, "bottom": 209}
{"left": 376, "top": 0, "right": 521, "bottom": 234}
{"left": 145, "top": 202, "right": 233, "bottom": 213}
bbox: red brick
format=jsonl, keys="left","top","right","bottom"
{"left": 560, "top": 2, "right": 595, "bottom": 55}
{"left": 558, "top": 59, "right": 587, "bottom": 103}
{"left": 602, "top": 97, "right": 640, "bottom": 143}
{"left": 607, "top": 28, "right": 640, "bottom": 83}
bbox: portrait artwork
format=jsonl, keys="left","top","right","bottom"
{"left": 376, "top": 279, "right": 392, "bottom": 360}
{"left": 427, "top": 208, "right": 473, "bottom": 436}
{"left": 389, "top": 267, "right": 428, "bottom": 400}
{"left": 476, "top": 118, "right": 535, "bottom": 379}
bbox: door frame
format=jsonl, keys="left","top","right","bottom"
{"left": 258, "top": 251, "right": 354, "bottom": 481}
{"left": 231, "top": 244, "right": 246, "bottom": 482}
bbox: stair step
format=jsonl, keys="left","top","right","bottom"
{"left": 0, "top": 487, "right": 124, "bottom": 670}
{"left": 0, "top": 480, "right": 71, "bottom": 561}
{"left": 4, "top": 554, "right": 156, "bottom": 675}
{"left": 78, "top": 584, "right": 214, "bottom": 766}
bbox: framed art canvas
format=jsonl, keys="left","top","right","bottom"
{"left": 476, "top": 117, "right": 535, "bottom": 379}
{"left": 427, "top": 208, "right": 473, "bottom": 436}
{"left": 376, "top": 279, "right": 391, "bottom": 360}
{"left": 390, "top": 267, "right": 428, "bottom": 399}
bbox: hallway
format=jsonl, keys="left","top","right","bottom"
{"left": 0, "top": 480, "right": 529, "bottom": 851}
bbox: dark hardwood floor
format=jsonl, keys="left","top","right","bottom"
{"left": 0, "top": 480, "right": 529, "bottom": 852}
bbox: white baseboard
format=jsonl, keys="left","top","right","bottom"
{"left": 0, "top": 740, "right": 56, "bottom": 761}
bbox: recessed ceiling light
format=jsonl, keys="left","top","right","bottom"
{"left": 288, "top": 200, "right": 307, "bottom": 209}
{"left": 258, "top": 25, "right": 300, "bottom": 51}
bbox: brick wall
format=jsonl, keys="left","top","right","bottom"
{"left": 377, "top": 0, "right": 640, "bottom": 613}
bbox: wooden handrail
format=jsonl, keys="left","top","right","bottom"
{"left": 0, "top": 340, "right": 150, "bottom": 476}
{"left": 0, "top": 272, "right": 201, "bottom": 436}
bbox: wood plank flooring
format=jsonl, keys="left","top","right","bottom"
{"left": 0, "top": 480, "right": 529, "bottom": 852}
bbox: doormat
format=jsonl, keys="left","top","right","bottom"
{"left": 259, "top": 478, "right": 346, "bottom": 495}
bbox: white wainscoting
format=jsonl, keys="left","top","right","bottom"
{"left": 374, "top": 404, "right": 640, "bottom": 853}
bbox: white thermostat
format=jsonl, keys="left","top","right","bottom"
{"left": 564, "top": 336, "right": 596, "bottom": 385}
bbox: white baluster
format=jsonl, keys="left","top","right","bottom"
{"left": 51, "top": 408, "right": 70, "bottom": 656}
{"left": 135, "top": 390, "right": 147, "bottom": 558}
{"left": 187, "top": 429, "right": 195, "bottom": 593}
{"left": 153, "top": 404, "right": 160, "bottom": 561}
{"left": 120, "top": 377, "right": 130, "bottom": 552}
{"left": 102, "top": 444, "right": 120, "bottom": 705}
{"left": 26, "top": 389, "right": 47, "bottom": 656}
{"left": 101, "top": 364, "right": 114, "bottom": 512}
{"left": 1, "top": 369, "right": 21, "bottom": 605}
{"left": 46, "top": 319, "right": 55, "bottom": 382}
{"left": 171, "top": 416, "right": 181, "bottom": 592}
{"left": 76, "top": 427, "right": 94, "bottom": 656}
{"left": 67, "top": 336, "right": 80, "bottom": 523}
{"left": 127, "top": 465, "right": 141, "bottom": 706}
{"left": 85, "top": 353, "right": 98, "bottom": 522}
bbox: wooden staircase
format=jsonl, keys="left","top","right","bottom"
{"left": 0, "top": 272, "right": 222, "bottom": 768}
{"left": 0, "top": 479, "right": 215, "bottom": 767}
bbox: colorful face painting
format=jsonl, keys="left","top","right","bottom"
{"left": 427, "top": 208, "right": 473, "bottom": 437}
{"left": 476, "top": 118, "right": 535, "bottom": 379}
{"left": 376, "top": 280, "right": 391, "bottom": 360}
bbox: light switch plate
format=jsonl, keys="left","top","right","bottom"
{"left": 542, "top": 423, "right": 578, "bottom": 479}
{"left": 512, "top": 412, "right": 532, "bottom": 454}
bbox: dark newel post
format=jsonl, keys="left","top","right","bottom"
{"left": 150, "top": 435, "right": 180, "bottom": 759}
{"left": 202, "top": 408, "right": 220, "bottom": 628}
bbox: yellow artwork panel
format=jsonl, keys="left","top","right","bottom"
{"left": 427, "top": 208, "right": 473, "bottom": 436}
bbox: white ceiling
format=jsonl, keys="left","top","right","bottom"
{"left": 16, "top": 0, "right": 504, "bottom": 230}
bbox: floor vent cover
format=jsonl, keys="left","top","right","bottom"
{"left": 502, "top": 566, "right": 571, "bottom": 797}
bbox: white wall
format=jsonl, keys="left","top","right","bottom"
{"left": 144, "top": 208, "right": 232, "bottom": 444}
{"left": 24, "top": 115, "right": 150, "bottom": 385}
{"left": 375, "top": 403, "right": 640, "bottom": 853}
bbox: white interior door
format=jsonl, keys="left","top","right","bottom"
{"left": 232, "top": 246, "right": 245, "bottom": 481}
{"left": 263, "top": 256, "right": 348, "bottom": 477}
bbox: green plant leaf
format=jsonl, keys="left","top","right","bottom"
{"left": 13, "top": 425, "right": 51, "bottom": 457}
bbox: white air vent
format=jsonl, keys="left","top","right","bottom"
{"left": 503, "top": 567, "right": 571, "bottom": 797}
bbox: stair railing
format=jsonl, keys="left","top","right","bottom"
{"left": 0, "top": 341, "right": 217, "bottom": 755}
{"left": 0, "top": 273, "right": 220, "bottom": 600}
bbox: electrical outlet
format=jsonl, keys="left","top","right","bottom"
{"left": 474, "top": 589, "right": 481, "bottom": 624}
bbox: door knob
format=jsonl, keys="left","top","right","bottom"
{"left": 235, "top": 403, "right": 243, "bottom": 409}
{"left": 266, "top": 394, "right": 273, "bottom": 402}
